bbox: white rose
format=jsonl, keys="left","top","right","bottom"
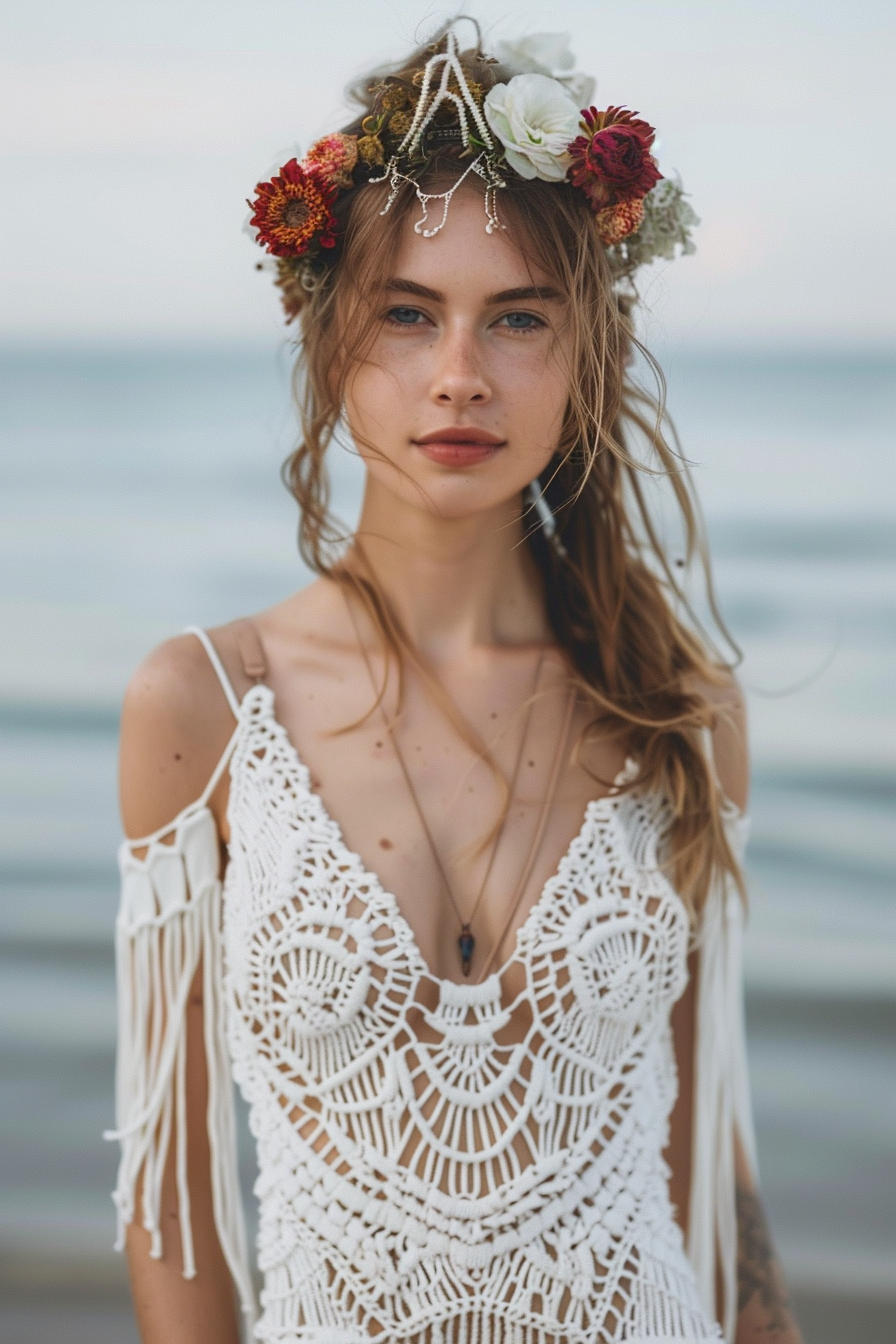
{"left": 494, "top": 32, "right": 595, "bottom": 108}
{"left": 494, "top": 32, "right": 576, "bottom": 77}
{"left": 484, "top": 74, "right": 580, "bottom": 182}
{"left": 558, "top": 71, "right": 596, "bottom": 106}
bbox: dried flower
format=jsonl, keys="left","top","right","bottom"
{"left": 568, "top": 106, "right": 661, "bottom": 210}
{"left": 305, "top": 133, "right": 358, "bottom": 189}
{"left": 388, "top": 111, "right": 414, "bottom": 138}
{"left": 605, "top": 175, "right": 699, "bottom": 278}
{"left": 595, "top": 197, "right": 645, "bottom": 246}
{"left": 379, "top": 82, "right": 410, "bottom": 112}
{"left": 274, "top": 258, "right": 307, "bottom": 322}
{"left": 358, "top": 133, "right": 385, "bottom": 166}
{"left": 248, "top": 158, "right": 338, "bottom": 258}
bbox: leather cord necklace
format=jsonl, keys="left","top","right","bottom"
{"left": 344, "top": 590, "right": 574, "bottom": 978}
{"left": 475, "top": 685, "right": 575, "bottom": 981}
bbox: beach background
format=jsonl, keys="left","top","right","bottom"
{"left": 1, "top": 3, "right": 894, "bottom": 1342}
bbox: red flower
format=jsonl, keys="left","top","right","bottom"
{"left": 568, "top": 106, "right": 662, "bottom": 211}
{"left": 248, "top": 158, "right": 338, "bottom": 258}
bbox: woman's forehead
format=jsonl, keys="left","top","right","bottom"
{"left": 388, "top": 188, "right": 557, "bottom": 301}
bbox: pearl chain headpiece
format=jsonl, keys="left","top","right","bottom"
{"left": 370, "top": 30, "right": 505, "bottom": 237}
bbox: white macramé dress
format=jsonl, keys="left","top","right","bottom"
{"left": 107, "top": 630, "right": 757, "bottom": 1344}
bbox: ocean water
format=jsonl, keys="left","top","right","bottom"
{"left": 0, "top": 347, "right": 894, "bottom": 1317}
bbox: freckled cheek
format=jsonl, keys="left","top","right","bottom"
{"left": 345, "top": 360, "right": 415, "bottom": 439}
{"left": 498, "top": 359, "right": 568, "bottom": 440}
{"left": 354, "top": 348, "right": 430, "bottom": 415}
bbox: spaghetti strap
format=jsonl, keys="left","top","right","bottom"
{"left": 121, "top": 623, "right": 263, "bottom": 851}
{"left": 184, "top": 625, "right": 241, "bottom": 719}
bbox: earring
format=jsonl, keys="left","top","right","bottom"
{"left": 526, "top": 480, "right": 555, "bottom": 534}
{"left": 526, "top": 481, "right": 568, "bottom": 557}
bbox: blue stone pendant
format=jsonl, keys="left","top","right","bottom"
{"left": 458, "top": 925, "right": 475, "bottom": 977}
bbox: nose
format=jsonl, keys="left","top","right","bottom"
{"left": 428, "top": 325, "right": 491, "bottom": 407}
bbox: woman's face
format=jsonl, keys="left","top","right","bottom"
{"left": 344, "top": 186, "right": 572, "bottom": 522}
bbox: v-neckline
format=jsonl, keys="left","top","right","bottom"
{"left": 236, "top": 683, "right": 639, "bottom": 992}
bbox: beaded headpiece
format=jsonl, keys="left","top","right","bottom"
{"left": 247, "top": 25, "right": 698, "bottom": 319}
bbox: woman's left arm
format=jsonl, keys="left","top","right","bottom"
{"left": 707, "top": 676, "right": 803, "bottom": 1343}
{"left": 734, "top": 1135, "right": 803, "bottom": 1342}
{"left": 709, "top": 682, "right": 805, "bottom": 1344}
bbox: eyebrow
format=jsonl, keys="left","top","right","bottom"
{"left": 385, "top": 278, "right": 564, "bottom": 305}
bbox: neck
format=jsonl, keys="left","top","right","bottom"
{"left": 348, "top": 478, "right": 550, "bottom": 661}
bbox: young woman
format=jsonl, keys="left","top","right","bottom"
{"left": 109, "top": 24, "right": 802, "bottom": 1344}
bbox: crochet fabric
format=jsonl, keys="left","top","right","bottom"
{"left": 221, "top": 685, "right": 722, "bottom": 1342}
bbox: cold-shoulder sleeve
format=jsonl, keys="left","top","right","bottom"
{"left": 686, "top": 805, "right": 758, "bottom": 1343}
{"left": 104, "top": 804, "right": 256, "bottom": 1324}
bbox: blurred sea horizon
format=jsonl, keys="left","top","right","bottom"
{"left": 1, "top": 344, "right": 894, "bottom": 1340}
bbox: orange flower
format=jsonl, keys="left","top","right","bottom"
{"left": 595, "top": 197, "right": 646, "bottom": 246}
{"left": 248, "top": 159, "right": 338, "bottom": 258}
{"left": 305, "top": 133, "right": 358, "bottom": 189}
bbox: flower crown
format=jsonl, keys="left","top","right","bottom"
{"left": 247, "top": 27, "right": 698, "bottom": 319}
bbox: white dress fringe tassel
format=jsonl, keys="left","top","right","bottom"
{"left": 104, "top": 800, "right": 256, "bottom": 1326}
{"left": 687, "top": 807, "right": 758, "bottom": 1343}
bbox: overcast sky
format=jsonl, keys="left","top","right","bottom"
{"left": 1, "top": 0, "right": 893, "bottom": 349}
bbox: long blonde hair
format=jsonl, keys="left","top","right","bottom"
{"left": 280, "top": 31, "right": 743, "bottom": 917}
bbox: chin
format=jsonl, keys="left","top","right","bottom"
{"left": 365, "top": 456, "right": 513, "bottom": 512}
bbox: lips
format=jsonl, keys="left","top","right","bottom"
{"left": 412, "top": 426, "right": 505, "bottom": 467}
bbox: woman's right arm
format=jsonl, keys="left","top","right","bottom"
{"left": 117, "top": 636, "right": 244, "bottom": 1343}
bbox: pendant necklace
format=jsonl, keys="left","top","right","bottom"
{"left": 382, "top": 651, "right": 544, "bottom": 976}
{"left": 388, "top": 659, "right": 575, "bottom": 979}
{"left": 344, "top": 590, "right": 575, "bottom": 978}
{"left": 350, "top": 615, "right": 543, "bottom": 975}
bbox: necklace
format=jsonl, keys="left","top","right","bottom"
{"left": 344, "top": 590, "right": 575, "bottom": 978}
{"left": 383, "top": 652, "right": 544, "bottom": 977}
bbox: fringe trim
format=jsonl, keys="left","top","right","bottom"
{"left": 687, "top": 851, "right": 757, "bottom": 1342}
{"left": 103, "top": 806, "right": 256, "bottom": 1325}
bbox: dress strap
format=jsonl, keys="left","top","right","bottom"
{"left": 185, "top": 626, "right": 242, "bottom": 719}
{"left": 120, "top": 624, "right": 267, "bottom": 851}
{"left": 185, "top": 620, "right": 269, "bottom": 717}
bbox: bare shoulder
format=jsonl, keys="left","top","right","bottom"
{"left": 117, "top": 586, "right": 345, "bottom": 840}
{"left": 690, "top": 667, "right": 750, "bottom": 812}
{"left": 118, "top": 632, "right": 238, "bottom": 840}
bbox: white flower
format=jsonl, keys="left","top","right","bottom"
{"left": 494, "top": 32, "right": 596, "bottom": 108}
{"left": 494, "top": 32, "right": 576, "bottom": 77}
{"left": 559, "top": 71, "right": 596, "bottom": 106}
{"left": 484, "top": 74, "right": 580, "bottom": 182}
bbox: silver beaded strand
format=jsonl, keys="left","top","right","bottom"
{"left": 369, "top": 29, "right": 506, "bottom": 237}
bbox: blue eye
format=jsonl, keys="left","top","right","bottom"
{"left": 502, "top": 311, "right": 543, "bottom": 330}
{"left": 387, "top": 306, "right": 425, "bottom": 325}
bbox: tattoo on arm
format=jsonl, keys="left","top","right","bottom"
{"left": 735, "top": 1181, "right": 794, "bottom": 1333}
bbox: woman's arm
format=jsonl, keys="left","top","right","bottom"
{"left": 734, "top": 1135, "right": 802, "bottom": 1343}
{"left": 118, "top": 637, "right": 243, "bottom": 1343}
{"left": 675, "top": 674, "right": 802, "bottom": 1343}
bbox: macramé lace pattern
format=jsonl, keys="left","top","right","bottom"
{"left": 224, "top": 685, "right": 722, "bottom": 1343}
